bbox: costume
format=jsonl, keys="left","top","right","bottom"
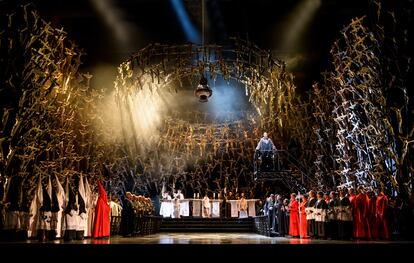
{"left": 28, "top": 177, "right": 42, "bottom": 238}
{"left": 349, "top": 192, "right": 357, "bottom": 237}
{"left": 63, "top": 183, "right": 78, "bottom": 241}
{"left": 299, "top": 199, "right": 308, "bottom": 238}
{"left": 255, "top": 136, "right": 276, "bottom": 172}
{"left": 202, "top": 196, "right": 211, "bottom": 218}
{"left": 305, "top": 197, "right": 317, "bottom": 238}
{"left": 276, "top": 199, "right": 287, "bottom": 236}
{"left": 354, "top": 192, "right": 370, "bottom": 239}
{"left": 264, "top": 196, "right": 276, "bottom": 231}
{"left": 338, "top": 195, "right": 353, "bottom": 240}
{"left": 38, "top": 181, "right": 52, "bottom": 241}
{"left": 238, "top": 197, "right": 248, "bottom": 218}
{"left": 54, "top": 174, "right": 66, "bottom": 238}
{"left": 376, "top": 192, "right": 390, "bottom": 239}
{"left": 314, "top": 198, "right": 328, "bottom": 239}
{"left": 92, "top": 180, "right": 110, "bottom": 238}
{"left": 288, "top": 198, "right": 300, "bottom": 237}
{"left": 120, "top": 196, "right": 135, "bottom": 237}
{"left": 159, "top": 193, "right": 172, "bottom": 218}
{"left": 76, "top": 174, "right": 87, "bottom": 240}
{"left": 368, "top": 194, "right": 378, "bottom": 239}
{"left": 328, "top": 197, "right": 340, "bottom": 239}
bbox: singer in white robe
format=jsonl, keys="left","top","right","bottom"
{"left": 202, "top": 195, "right": 211, "bottom": 218}
{"left": 238, "top": 193, "right": 248, "bottom": 218}
{"left": 160, "top": 192, "right": 173, "bottom": 218}
{"left": 54, "top": 174, "right": 65, "bottom": 238}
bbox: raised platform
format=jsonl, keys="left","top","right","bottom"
{"left": 160, "top": 217, "right": 255, "bottom": 232}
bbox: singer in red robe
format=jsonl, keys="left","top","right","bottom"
{"left": 354, "top": 186, "right": 370, "bottom": 239}
{"left": 288, "top": 193, "right": 300, "bottom": 237}
{"left": 348, "top": 188, "right": 357, "bottom": 237}
{"left": 367, "top": 191, "right": 378, "bottom": 239}
{"left": 92, "top": 179, "right": 110, "bottom": 238}
{"left": 376, "top": 191, "right": 390, "bottom": 239}
{"left": 299, "top": 195, "right": 309, "bottom": 238}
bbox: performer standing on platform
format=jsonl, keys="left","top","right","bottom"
{"left": 328, "top": 191, "right": 339, "bottom": 239}
{"left": 255, "top": 132, "right": 277, "bottom": 172}
{"left": 120, "top": 192, "right": 135, "bottom": 237}
{"left": 348, "top": 188, "right": 357, "bottom": 237}
{"left": 276, "top": 195, "right": 287, "bottom": 236}
{"left": 299, "top": 194, "right": 309, "bottom": 238}
{"left": 376, "top": 189, "right": 390, "bottom": 239}
{"left": 225, "top": 191, "right": 234, "bottom": 218}
{"left": 338, "top": 189, "right": 353, "bottom": 240}
{"left": 64, "top": 183, "right": 79, "bottom": 241}
{"left": 92, "top": 179, "right": 110, "bottom": 238}
{"left": 238, "top": 192, "right": 248, "bottom": 218}
{"left": 314, "top": 191, "right": 328, "bottom": 239}
{"left": 202, "top": 194, "right": 211, "bottom": 218}
{"left": 305, "top": 190, "right": 317, "bottom": 238}
{"left": 354, "top": 186, "right": 370, "bottom": 239}
{"left": 367, "top": 190, "right": 378, "bottom": 239}
{"left": 288, "top": 193, "right": 300, "bottom": 237}
{"left": 264, "top": 194, "right": 276, "bottom": 231}
{"left": 172, "top": 197, "right": 180, "bottom": 218}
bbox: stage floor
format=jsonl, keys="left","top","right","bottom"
{"left": 2, "top": 232, "right": 412, "bottom": 260}
{"left": 22, "top": 232, "right": 400, "bottom": 245}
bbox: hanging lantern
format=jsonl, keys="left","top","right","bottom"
{"left": 194, "top": 76, "right": 212, "bottom": 102}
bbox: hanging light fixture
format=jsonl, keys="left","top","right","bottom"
{"left": 193, "top": 0, "right": 212, "bottom": 103}
{"left": 194, "top": 76, "right": 212, "bottom": 102}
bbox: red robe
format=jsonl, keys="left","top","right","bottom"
{"left": 349, "top": 193, "right": 356, "bottom": 237}
{"left": 92, "top": 180, "right": 110, "bottom": 238}
{"left": 368, "top": 195, "right": 378, "bottom": 238}
{"left": 299, "top": 200, "right": 308, "bottom": 238}
{"left": 354, "top": 193, "right": 370, "bottom": 239}
{"left": 376, "top": 193, "right": 390, "bottom": 239}
{"left": 288, "top": 199, "right": 300, "bottom": 237}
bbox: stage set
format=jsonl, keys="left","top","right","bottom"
{"left": 0, "top": 0, "right": 413, "bottom": 260}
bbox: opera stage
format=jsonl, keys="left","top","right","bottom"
{"left": 2, "top": 233, "right": 412, "bottom": 260}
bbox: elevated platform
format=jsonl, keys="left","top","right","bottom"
{"left": 254, "top": 170, "right": 307, "bottom": 193}
{"left": 160, "top": 217, "right": 255, "bottom": 232}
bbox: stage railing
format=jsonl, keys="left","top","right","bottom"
{"left": 253, "top": 215, "right": 271, "bottom": 236}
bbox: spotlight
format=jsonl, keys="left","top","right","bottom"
{"left": 194, "top": 76, "right": 212, "bottom": 102}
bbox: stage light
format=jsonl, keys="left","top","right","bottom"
{"left": 194, "top": 76, "right": 212, "bottom": 102}
{"left": 170, "top": 0, "right": 201, "bottom": 44}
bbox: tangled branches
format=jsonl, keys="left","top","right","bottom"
{"left": 0, "top": 5, "right": 106, "bottom": 201}
{"left": 310, "top": 0, "right": 413, "bottom": 197}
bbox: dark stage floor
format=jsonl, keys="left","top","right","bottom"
{"left": 1, "top": 232, "right": 412, "bottom": 261}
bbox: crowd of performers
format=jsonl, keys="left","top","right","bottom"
{"left": 119, "top": 191, "right": 156, "bottom": 237}
{"left": 0, "top": 174, "right": 111, "bottom": 241}
{"left": 265, "top": 186, "right": 391, "bottom": 240}
{"left": 0, "top": 172, "right": 403, "bottom": 242}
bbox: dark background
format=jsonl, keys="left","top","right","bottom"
{"left": 0, "top": 0, "right": 370, "bottom": 91}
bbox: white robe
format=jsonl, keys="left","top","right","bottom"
{"left": 84, "top": 177, "right": 93, "bottom": 237}
{"left": 65, "top": 209, "right": 79, "bottom": 230}
{"left": 38, "top": 176, "right": 53, "bottom": 231}
{"left": 160, "top": 194, "right": 172, "bottom": 218}
{"left": 202, "top": 197, "right": 211, "bottom": 218}
{"left": 86, "top": 192, "right": 98, "bottom": 237}
{"left": 54, "top": 174, "right": 65, "bottom": 238}
{"left": 28, "top": 176, "right": 43, "bottom": 237}
{"left": 77, "top": 174, "right": 88, "bottom": 233}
